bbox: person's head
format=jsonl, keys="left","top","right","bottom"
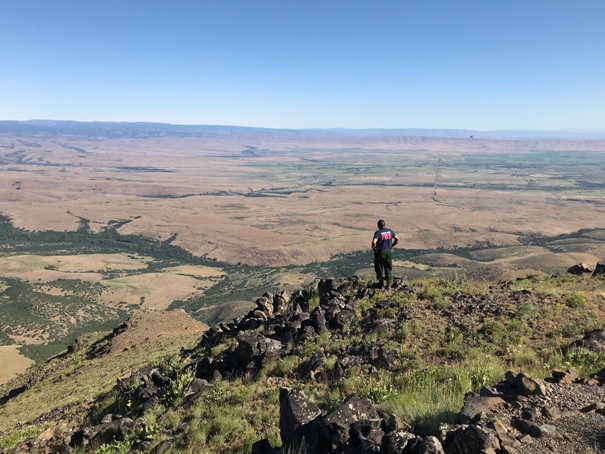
{"left": 377, "top": 219, "right": 385, "bottom": 229}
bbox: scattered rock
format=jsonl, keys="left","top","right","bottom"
{"left": 541, "top": 405, "right": 561, "bottom": 420}
{"left": 9, "top": 275, "right": 605, "bottom": 454}
{"left": 551, "top": 368, "right": 579, "bottom": 385}
{"left": 580, "top": 401, "right": 605, "bottom": 413}
{"left": 521, "top": 407, "right": 541, "bottom": 421}
{"left": 37, "top": 427, "right": 54, "bottom": 442}
{"left": 514, "top": 418, "right": 557, "bottom": 438}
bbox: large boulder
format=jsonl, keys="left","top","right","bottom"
{"left": 347, "top": 418, "right": 384, "bottom": 453}
{"left": 310, "top": 306, "right": 328, "bottom": 334}
{"left": 417, "top": 435, "right": 445, "bottom": 453}
{"left": 318, "top": 277, "right": 360, "bottom": 296}
{"left": 446, "top": 425, "right": 500, "bottom": 454}
{"left": 291, "top": 290, "right": 310, "bottom": 312}
{"left": 323, "top": 395, "right": 379, "bottom": 450}
{"left": 568, "top": 263, "right": 592, "bottom": 275}
{"left": 279, "top": 388, "right": 327, "bottom": 452}
{"left": 513, "top": 372, "right": 548, "bottom": 396}
{"left": 334, "top": 309, "right": 356, "bottom": 331}
{"left": 381, "top": 430, "right": 419, "bottom": 454}
{"left": 251, "top": 438, "right": 275, "bottom": 454}
{"left": 236, "top": 330, "right": 261, "bottom": 365}
{"left": 255, "top": 295, "right": 274, "bottom": 317}
{"left": 459, "top": 394, "right": 506, "bottom": 424}
{"left": 593, "top": 261, "right": 605, "bottom": 277}
{"left": 273, "top": 291, "right": 290, "bottom": 313}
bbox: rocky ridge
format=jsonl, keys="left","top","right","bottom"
{"left": 4, "top": 275, "right": 605, "bottom": 453}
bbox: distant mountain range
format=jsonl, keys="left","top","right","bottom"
{"left": 1, "top": 119, "right": 604, "bottom": 140}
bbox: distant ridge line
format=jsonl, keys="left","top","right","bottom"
{"left": 1, "top": 120, "right": 604, "bottom": 140}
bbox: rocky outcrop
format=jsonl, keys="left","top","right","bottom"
{"left": 567, "top": 261, "right": 605, "bottom": 277}
{"left": 8, "top": 275, "right": 605, "bottom": 454}
{"left": 567, "top": 263, "right": 592, "bottom": 275}
{"left": 253, "top": 367, "right": 605, "bottom": 454}
{"left": 593, "top": 260, "right": 605, "bottom": 277}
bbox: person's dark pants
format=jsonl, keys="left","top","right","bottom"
{"left": 374, "top": 249, "right": 393, "bottom": 288}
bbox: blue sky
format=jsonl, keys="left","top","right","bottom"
{"left": 1, "top": 0, "right": 604, "bottom": 130}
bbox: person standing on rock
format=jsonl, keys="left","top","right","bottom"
{"left": 372, "top": 219, "right": 399, "bottom": 290}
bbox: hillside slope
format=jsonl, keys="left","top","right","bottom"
{"left": 0, "top": 310, "right": 207, "bottom": 449}
{"left": 1, "top": 274, "right": 605, "bottom": 453}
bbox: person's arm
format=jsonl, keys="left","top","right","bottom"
{"left": 392, "top": 235, "right": 400, "bottom": 248}
{"left": 372, "top": 237, "right": 378, "bottom": 251}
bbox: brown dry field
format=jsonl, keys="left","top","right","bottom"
{"left": 1, "top": 131, "right": 605, "bottom": 380}
{"left": 2, "top": 133, "right": 605, "bottom": 267}
{"left": 0, "top": 254, "right": 224, "bottom": 314}
{"left": 0, "top": 345, "right": 34, "bottom": 384}
{"left": 0, "top": 253, "right": 224, "bottom": 380}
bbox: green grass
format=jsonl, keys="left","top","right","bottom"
{"left": 2, "top": 228, "right": 605, "bottom": 452}
{"left": 566, "top": 292, "right": 587, "bottom": 308}
{"left": 0, "top": 330, "right": 203, "bottom": 437}
{"left": 381, "top": 357, "right": 506, "bottom": 433}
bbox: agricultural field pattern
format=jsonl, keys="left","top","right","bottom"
{"left": 1, "top": 121, "right": 605, "bottom": 380}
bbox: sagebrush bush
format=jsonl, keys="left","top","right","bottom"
{"left": 566, "top": 292, "right": 587, "bottom": 308}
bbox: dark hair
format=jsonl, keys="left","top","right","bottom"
{"left": 378, "top": 219, "right": 385, "bottom": 229}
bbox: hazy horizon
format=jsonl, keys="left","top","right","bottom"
{"left": 2, "top": 119, "right": 605, "bottom": 141}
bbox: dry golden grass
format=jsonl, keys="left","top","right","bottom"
{"left": 0, "top": 346, "right": 34, "bottom": 385}
{"left": 1, "top": 133, "right": 604, "bottom": 267}
{"left": 0, "top": 253, "right": 223, "bottom": 345}
{"left": 0, "top": 254, "right": 224, "bottom": 312}
{"left": 0, "top": 310, "right": 207, "bottom": 431}
{"left": 392, "top": 260, "right": 432, "bottom": 271}
{"left": 100, "top": 273, "right": 203, "bottom": 310}
{"left": 412, "top": 253, "right": 475, "bottom": 268}
{"left": 0, "top": 253, "right": 151, "bottom": 281}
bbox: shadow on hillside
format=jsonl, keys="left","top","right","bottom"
{"left": 412, "top": 409, "right": 459, "bottom": 436}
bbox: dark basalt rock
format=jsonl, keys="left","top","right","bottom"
{"left": 458, "top": 394, "right": 506, "bottom": 424}
{"left": 568, "top": 329, "right": 605, "bottom": 354}
{"left": 381, "top": 430, "right": 419, "bottom": 454}
{"left": 567, "top": 263, "right": 592, "bottom": 275}
{"left": 310, "top": 306, "right": 328, "bottom": 334}
{"left": 323, "top": 395, "right": 379, "bottom": 448}
{"left": 446, "top": 425, "right": 499, "bottom": 453}
{"left": 593, "top": 260, "right": 605, "bottom": 277}
{"left": 334, "top": 309, "right": 355, "bottom": 331}
{"left": 279, "top": 388, "right": 327, "bottom": 452}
